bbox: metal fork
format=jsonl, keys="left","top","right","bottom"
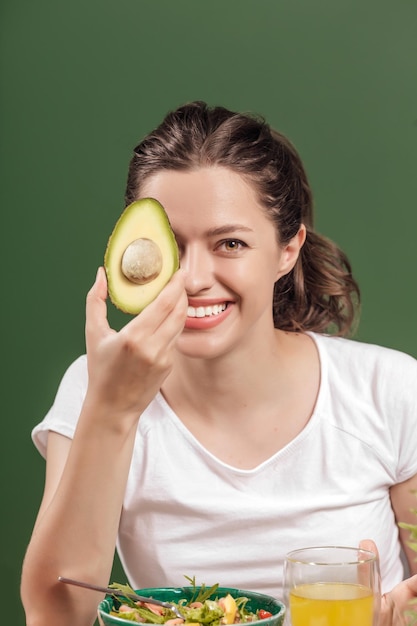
{"left": 58, "top": 576, "right": 186, "bottom": 619}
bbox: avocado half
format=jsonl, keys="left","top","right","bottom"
{"left": 104, "top": 198, "right": 179, "bottom": 314}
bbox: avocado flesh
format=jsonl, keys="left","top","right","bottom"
{"left": 104, "top": 198, "right": 179, "bottom": 314}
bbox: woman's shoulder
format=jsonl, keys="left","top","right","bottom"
{"left": 312, "top": 332, "right": 417, "bottom": 372}
{"left": 311, "top": 332, "right": 417, "bottom": 420}
{"left": 310, "top": 333, "right": 417, "bottom": 480}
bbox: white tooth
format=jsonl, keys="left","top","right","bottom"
{"left": 187, "top": 303, "right": 227, "bottom": 318}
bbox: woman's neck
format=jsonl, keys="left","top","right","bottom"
{"left": 163, "top": 330, "right": 316, "bottom": 420}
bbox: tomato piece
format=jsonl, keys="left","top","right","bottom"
{"left": 258, "top": 609, "right": 273, "bottom": 619}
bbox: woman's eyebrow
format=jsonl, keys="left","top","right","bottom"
{"left": 204, "top": 224, "right": 254, "bottom": 237}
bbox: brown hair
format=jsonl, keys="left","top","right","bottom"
{"left": 125, "top": 101, "right": 360, "bottom": 336}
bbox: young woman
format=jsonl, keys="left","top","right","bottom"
{"left": 21, "top": 101, "right": 417, "bottom": 626}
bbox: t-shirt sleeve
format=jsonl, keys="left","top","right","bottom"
{"left": 31, "top": 355, "right": 88, "bottom": 458}
{"left": 383, "top": 349, "right": 417, "bottom": 482}
{"left": 311, "top": 333, "right": 417, "bottom": 485}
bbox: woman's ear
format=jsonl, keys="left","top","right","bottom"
{"left": 276, "top": 224, "right": 306, "bottom": 280}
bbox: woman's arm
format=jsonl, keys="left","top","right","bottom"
{"left": 372, "top": 473, "right": 417, "bottom": 624}
{"left": 390, "top": 473, "right": 417, "bottom": 576}
{"left": 21, "top": 268, "right": 187, "bottom": 626}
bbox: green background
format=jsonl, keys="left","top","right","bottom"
{"left": 1, "top": 1, "right": 416, "bottom": 623}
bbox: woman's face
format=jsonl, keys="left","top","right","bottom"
{"left": 140, "top": 166, "right": 304, "bottom": 359}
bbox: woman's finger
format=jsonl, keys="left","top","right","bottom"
{"left": 359, "top": 539, "right": 380, "bottom": 559}
{"left": 120, "top": 270, "right": 187, "bottom": 340}
{"left": 85, "top": 267, "right": 112, "bottom": 350}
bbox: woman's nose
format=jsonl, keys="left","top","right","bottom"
{"left": 180, "top": 245, "right": 214, "bottom": 295}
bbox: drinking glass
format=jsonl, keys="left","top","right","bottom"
{"left": 283, "top": 546, "right": 381, "bottom": 626}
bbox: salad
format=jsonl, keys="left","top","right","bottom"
{"left": 106, "top": 578, "right": 274, "bottom": 625}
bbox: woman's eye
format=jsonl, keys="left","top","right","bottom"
{"left": 220, "top": 239, "right": 246, "bottom": 252}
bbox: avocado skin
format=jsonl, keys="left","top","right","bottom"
{"left": 104, "top": 198, "right": 179, "bottom": 314}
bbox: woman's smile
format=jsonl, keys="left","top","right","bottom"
{"left": 185, "top": 300, "right": 233, "bottom": 330}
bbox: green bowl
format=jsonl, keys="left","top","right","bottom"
{"left": 97, "top": 585, "right": 286, "bottom": 626}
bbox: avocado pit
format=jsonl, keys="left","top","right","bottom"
{"left": 121, "top": 237, "right": 163, "bottom": 285}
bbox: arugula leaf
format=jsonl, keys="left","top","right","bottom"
{"left": 108, "top": 582, "right": 138, "bottom": 608}
{"left": 107, "top": 582, "right": 166, "bottom": 623}
{"left": 128, "top": 607, "right": 166, "bottom": 624}
{"left": 183, "top": 575, "right": 219, "bottom": 604}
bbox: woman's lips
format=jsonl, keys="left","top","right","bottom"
{"left": 184, "top": 302, "right": 233, "bottom": 330}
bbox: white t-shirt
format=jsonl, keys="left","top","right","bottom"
{"left": 32, "top": 333, "right": 417, "bottom": 597}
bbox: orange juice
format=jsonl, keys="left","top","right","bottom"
{"left": 289, "top": 581, "right": 374, "bottom": 626}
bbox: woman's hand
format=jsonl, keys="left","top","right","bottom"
{"left": 360, "top": 539, "right": 417, "bottom": 625}
{"left": 84, "top": 266, "right": 188, "bottom": 421}
{"left": 379, "top": 575, "right": 417, "bottom": 626}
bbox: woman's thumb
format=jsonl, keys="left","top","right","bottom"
{"left": 359, "top": 539, "right": 380, "bottom": 559}
{"left": 85, "top": 267, "right": 110, "bottom": 345}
